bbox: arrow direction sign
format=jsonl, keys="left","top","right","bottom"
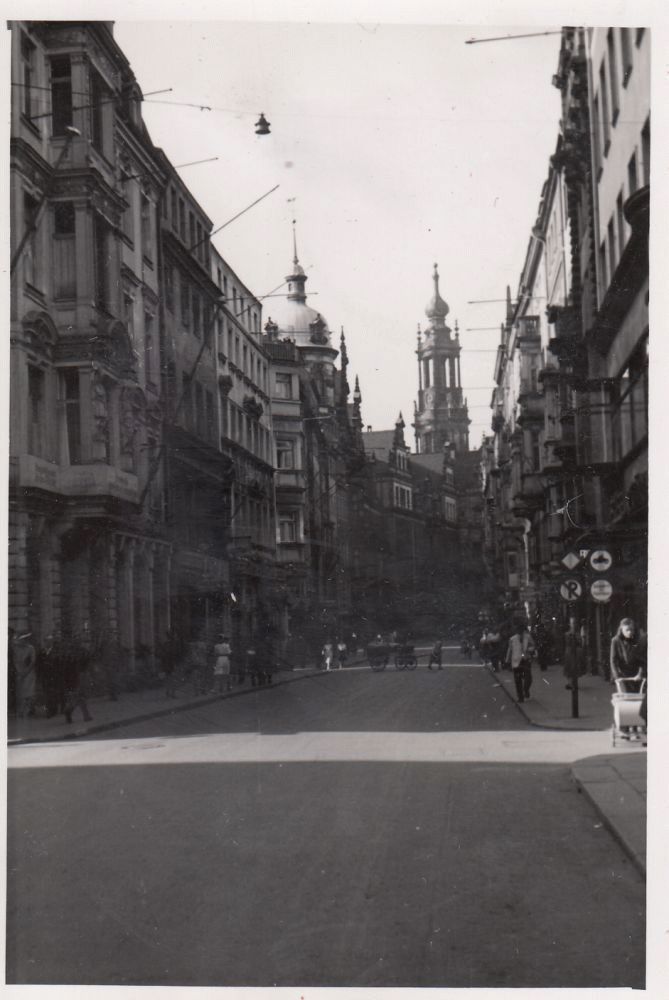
{"left": 561, "top": 551, "right": 581, "bottom": 571}
{"left": 590, "top": 579, "right": 613, "bottom": 603}
{"left": 560, "top": 578, "right": 583, "bottom": 601}
{"left": 590, "top": 549, "right": 613, "bottom": 572}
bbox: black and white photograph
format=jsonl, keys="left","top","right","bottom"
{"left": 5, "top": 1, "right": 665, "bottom": 994}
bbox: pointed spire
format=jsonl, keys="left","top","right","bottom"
{"left": 352, "top": 375, "right": 363, "bottom": 431}
{"left": 393, "top": 411, "right": 406, "bottom": 449}
{"left": 292, "top": 218, "right": 299, "bottom": 268}
{"left": 288, "top": 218, "right": 306, "bottom": 280}
{"left": 340, "top": 327, "right": 348, "bottom": 367}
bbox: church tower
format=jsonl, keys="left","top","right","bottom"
{"left": 413, "top": 263, "right": 470, "bottom": 454}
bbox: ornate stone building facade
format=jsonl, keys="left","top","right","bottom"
{"left": 9, "top": 21, "right": 170, "bottom": 670}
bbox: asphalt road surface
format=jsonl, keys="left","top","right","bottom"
{"left": 7, "top": 650, "right": 645, "bottom": 988}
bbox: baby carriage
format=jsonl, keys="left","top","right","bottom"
{"left": 611, "top": 677, "right": 646, "bottom": 747}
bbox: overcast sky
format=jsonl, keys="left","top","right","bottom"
{"left": 110, "top": 18, "right": 569, "bottom": 447}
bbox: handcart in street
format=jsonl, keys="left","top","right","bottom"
{"left": 611, "top": 677, "right": 646, "bottom": 747}
{"left": 367, "top": 642, "right": 417, "bottom": 672}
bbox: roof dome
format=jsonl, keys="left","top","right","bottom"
{"left": 425, "top": 263, "right": 449, "bottom": 321}
{"left": 271, "top": 227, "right": 332, "bottom": 346}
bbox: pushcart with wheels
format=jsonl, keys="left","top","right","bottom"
{"left": 367, "top": 642, "right": 390, "bottom": 672}
{"left": 612, "top": 677, "right": 646, "bottom": 747}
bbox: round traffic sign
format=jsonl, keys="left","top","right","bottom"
{"left": 590, "top": 549, "right": 613, "bottom": 572}
{"left": 590, "top": 579, "right": 613, "bottom": 603}
{"left": 560, "top": 578, "right": 582, "bottom": 601}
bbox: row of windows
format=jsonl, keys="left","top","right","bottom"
{"left": 19, "top": 38, "right": 117, "bottom": 163}
{"left": 611, "top": 339, "right": 648, "bottom": 463}
{"left": 165, "top": 186, "right": 210, "bottom": 268}
{"left": 216, "top": 316, "right": 268, "bottom": 391}
{"left": 393, "top": 484, "right": 413, "bottom": 510}
{"left": 22, "top": 196, "right": 114, "bottom": 312}
{"left": 592, "top": 28, "right": 647, "bottom": 175}
{"left": 597, "top": 118, "right": 650, "bottom": 299}
{"left": 220, "top": 399, "right": 271, "bottom": 462}
{"left": 233, "top": 496, "right": 274, "bottom": 547}
{"left": 27, "top": 365, "right": 153, "bottom": 475}
{"left": 163, "top": 262, "right": 214, "bottom": 339}
{"left": 214, "top": 265, "right": 260, "bottom": 334}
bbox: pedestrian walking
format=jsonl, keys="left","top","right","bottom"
{"left": 213, "top": 634, "right": 232, "bottom": 693}
{"left": 487, "top": 627, "right": 502, "bottom": 672}
{"left": 478, "top": 630, "right": 491, "bottom": 665}
{"left": 322, "top": 640, "right": 334, "bottom": 671}
{"left": 62, "top": 634, "right": 93, "bottom": 724}
{"left": 336, "top": 638, "right": 348, "bottom": 669}
{"left": 610, "top": 618, "right": 645, "bottom": 691}
{"left": 505, "top": 622, "right": 535, "bottom": 703}
{"left": 427, "top": 639, "right": 443, "bottom": 670}
{"left": 13, "top": 632, "right": 37, "bottom": 717}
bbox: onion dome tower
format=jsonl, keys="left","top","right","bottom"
{"left": 413, "top": 264, "right": 470, "bottom": 454}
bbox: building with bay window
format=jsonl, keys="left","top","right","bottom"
{"left": 9, "top": 20, "right": 170, "bottom": 670}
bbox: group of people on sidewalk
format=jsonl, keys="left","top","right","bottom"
{"left": 502, "top": 616, "right": 647, "bottom": 712}
{"left": 421, "top": 615, "right": 648, "bottom": 719}
{"left": 8, "top": 629, "right": 94, "bottom": 724}
{"left": 7, "top": 624, "right": 287, "bottom": 726}
{"left": 161, "top": 631, "right": 283, "bottom": 697}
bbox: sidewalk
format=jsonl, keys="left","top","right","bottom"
{"left": 489, "top": 660, "right": 647, "bottom": 875}
{"left": 6, "top": 664, "right": 324, "bottom": 746}
{"left": 7, "top": 654, "right": 369, "bottom": 746}
{"left": 488, "top": 659, "right": 615, "bottom": 730}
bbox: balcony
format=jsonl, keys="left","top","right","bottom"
{"left": 14, "top": 454, "right": 139, "bottom": 503}
{"left": 516, "top": 390, "right": 544, "bottom": 426}
{"left": 511, "top": 471, "right": 544, "bottom": 517}
{"left": 516, "top": 316, "right": 541, "bottom": 344}
{"left": 554, "top": 412, "right": 576, "bottom": 460}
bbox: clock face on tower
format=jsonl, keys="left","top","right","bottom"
{"left": 425, "top": 387, "right": 435, "bottom": 408}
